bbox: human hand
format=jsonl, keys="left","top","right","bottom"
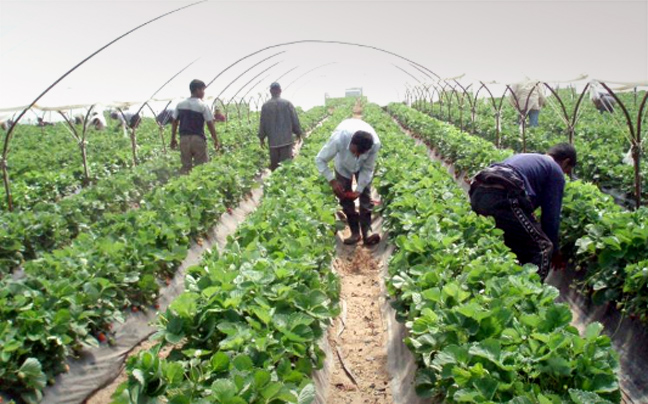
{"left": 551, "top": 251, "right": 566, "bottom": 271}
{"left": 342, "top": 191, "right": 360, "bottom": 200}
{"left": 329, "top": 179, "right": 345, "bottom": 198}
{"left": 170, "top": 138, "right": 178, "bottom": 150}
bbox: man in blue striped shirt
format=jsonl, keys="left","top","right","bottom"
{"left": 171, "top": 79, "right": 221, "bottom": 174}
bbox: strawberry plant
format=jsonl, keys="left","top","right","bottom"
{"left": 113, "top": 104, "right": 353, "bottom": 404}
{"left": 365, "top": 103, "right": 620, "bottom": 403}
{"left": 388, "top": 103, "right": 648, "bottom": 325}
{"left": 0, "top": 106, "right": 331, "bottom": 402}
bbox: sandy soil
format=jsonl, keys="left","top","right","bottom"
{"left": 326, "top": 241, "right": 393, "bottom": 404}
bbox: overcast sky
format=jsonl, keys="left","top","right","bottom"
{"left": 1, "top": 0, "right": 647, "bottom": 115}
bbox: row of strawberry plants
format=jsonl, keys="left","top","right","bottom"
{"left": 110, "top": 106, "right": 352, "bottom": 404}
{"left": 416, "top": 92, "right": 647, "bottom": 203}
{"left": 0, "top": 107, "right": 329, "bottom": 404}
{"left": 363, "top": 103, "right": 621, "bottom": 403}
{"left": 387, "top": 103, "right": 648, "bottom": 325}
{"left": 0, "top": 116, "right": 264, "bottom": 274}
{"left": 2, "top": 118, "right": 170, "bottom": 211}
{"left": 0, "top": 108, "right": 326, "bottom": 274}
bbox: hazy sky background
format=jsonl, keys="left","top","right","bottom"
{"left": 0, "top": 0, "right": 647, "bottom": 116}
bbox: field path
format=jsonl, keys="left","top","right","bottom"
{"left": 325, "top": 100, "right": 394, "bottom": 404}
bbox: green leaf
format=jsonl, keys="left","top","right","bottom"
{"left": 232, "top": 354, "right": 254, "bottom": 371}
{"left": 473, "top": 376, "right": 498, "bottom": 400}
{"left": 212, "top": 379, "right": 237, "bottom": 401}
{"left": 584, "top": 322, "right": 604, "bottom": 340}
{"left": 568, "top": 388, "right": 614, "bottom": 404}
{"left": 297, "top": 384, "right": 316, "bottom": 404}
{"left": 18, "top": 358, "right": 47, "bottom": 390}
{"left": 210, "top": 352, "right": 230, "bottom": 372}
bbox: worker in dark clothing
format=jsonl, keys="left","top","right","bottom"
{"left": 593, "top": 92, "right": 616, "bottom": 114}
{"left": 469, "top": 143, "right": 577, "bottom": 282}
{"left": 258, "top": 82, "right": 303, "bottom": 171}
{"left": 156, "top": 109, "right": 174, "bottom": 126}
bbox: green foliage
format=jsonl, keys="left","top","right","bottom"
{"left": 113, "top": 104, "right": 355, "bottom": 404}
{"left": 366, "top": 103, "right": 620, "bottom": 403}
{"left": 388, "top": 103, "right": 648, "bottom": 324}
{"left": 416, "top": 89, "right": 647, "bottom": 203}
{"left": 0, "top": 107, "right": 331, "bottom": 401}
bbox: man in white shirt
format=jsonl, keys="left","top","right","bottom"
{"left": 315, "top": 119, "right": 381, "bottom": 246}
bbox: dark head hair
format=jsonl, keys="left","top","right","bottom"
{"left": 351, "top": 130, "right": 374, "bottom": 154}
{"left": 189, "top": 79, "right": 206, "bottom": 94}
{"left": 548, "top": 143, "right": 577, "bottom": 168}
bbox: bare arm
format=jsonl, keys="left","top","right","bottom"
{"left": 170, "top": 120, "right": 179, "bottom": 149}
{"left": 207, "top": 120, "right": 220, "bottom": 149}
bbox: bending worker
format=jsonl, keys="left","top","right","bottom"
{"left": 315, "top": 118, "right": 381, "bottom": 246}
{"left": 469, "top": 143, "right": 577, "bottom": 281}
{"left": 509, "top": 80, "right": 546, "bottom": 127}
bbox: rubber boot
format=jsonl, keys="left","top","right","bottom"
{"left": 344, "top": 217, "right": 361, "bottom": 245}
{"left": 361, "top": 223, "right": 380, "bottom": 246}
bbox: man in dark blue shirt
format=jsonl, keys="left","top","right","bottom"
{"left": 469, "top": 143, "right": 577, "bottom": 281}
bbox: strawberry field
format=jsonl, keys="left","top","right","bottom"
{"left": 0, "top": 88, "right": 645, "bottom": 404}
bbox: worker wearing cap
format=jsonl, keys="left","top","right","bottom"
{"left": 315, "top": 119, "right": 382, "bottom": 246}
{"left": 258, "top": 82, "right": 303, "bottom": 170}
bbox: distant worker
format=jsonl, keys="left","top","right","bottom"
{"left": 170, "top": 79, "right": 221, "bottom": 174}
{"left": 213, "top": 107, "right": 226, "bottom": 122}
{"left": 589, "top": 83, "right": 616, "bottom": 114}
{"left": 156, "top": 109, "right": 174, "bottom": 126}
{"left": 315, "top": 118, "right": 382, "bottom": 246}
{"left": 73, "top": 111, "right": 106, "bottom": 131}
{"left": 110, "top": 110, "right": 141, "bottom": 130}
{"left": 36, "top": 117, "right": 54, "bottom": 127}
{"left": 1, "top": 119, "right": 14, "bottom": 130}
{"left": 258, "top": 82, "right": 303, "bottom": 170}
{"left": 469, "top": 143, "right": 577, "bottom": 282}
{"left": 509, "top": 81, "right": 546, "bottom": 127}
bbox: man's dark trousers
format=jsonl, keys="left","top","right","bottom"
{"left": 470, "top": 186, "right": 553, "bottom": 281}
{"left": 336, "top": 171, "right": 373, "bottom": 237}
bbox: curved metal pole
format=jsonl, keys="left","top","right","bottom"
{"left": 601, "top": 83, "right": 645, "bottom": 208}
{"left": 0, "top": 0, "right": 206, "bottom": 211}
{"left": 392, "top": 64, "right": 421, "bottom": 83}
{"left": 428, "top": 83, "right": 442, "bottom": 116}
{"left": 478, "top": 82, "right": 508, "bottom": 148}
{"left": 291, "top": 75, "right": 328, "bottom": 99}
{"left": 210, "top": 51, "right": 285, "bottom": 109}
{"left": 133, "top": 58, "right": 200, "bottom": 118}
{"left": 205, "top": 39, "right": 441, "bottom": 90}
{"left": 274, "top": 66, "right": 299, "bottom": 83}
{"left": 284, "top": 62, "right": 337, "bottom": 91}
{"left": 634, "top": 91, "right": 648, "bottom": 207}
{"left": 453, "top": 80, "right": 472, "bottom": 131}
{"left": 241, "top": 73, "right": 272, "bottom": 101}
{"left": 226, "top": 61, "right": 282, "bottom": 106}
{"left": 145, "top": 99, "right": 172, "bottom": 153}
{"left": 507, "top": 82, "right": 540, "bottom": 152}
{"left": 409, "top": 62, "right": 436, "bottom": 81}
{"left": 542, "top": 82, "right": 590, "bottom": 144}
